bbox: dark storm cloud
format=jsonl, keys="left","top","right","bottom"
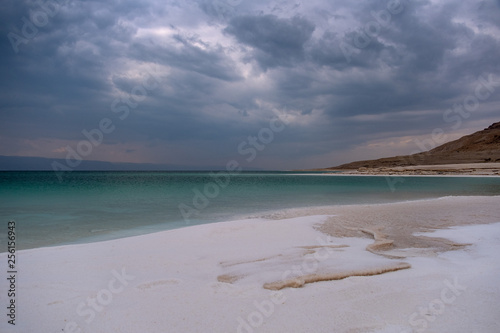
{"left": 224, "top": 14, "right": 315, "bottom": 69}
{"left": 1, "top": 0, "right": 500, "bottom": 169}
{"left": 301, "top": 0, "right": 500, "bottom": 121}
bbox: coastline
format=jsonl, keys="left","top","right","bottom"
{"left": 320, "top": 162, "right": 500, "bottom": 176}
{"left": 1, "top": 196, "right": 499, "bottom": 332}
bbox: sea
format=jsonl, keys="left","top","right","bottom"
{"left": 1, "top": 171, "right": 500, "bottom": 251}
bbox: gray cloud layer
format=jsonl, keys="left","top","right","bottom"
{"left": 1, "top": 0, "right": 500, "bottom": 169}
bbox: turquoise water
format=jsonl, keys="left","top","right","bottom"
{"left": 1, "top": 171, "right": 500, "bottom": 250}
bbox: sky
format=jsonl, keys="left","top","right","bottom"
{"left": 1, "top": 0, "right": 500, "bottom": 170}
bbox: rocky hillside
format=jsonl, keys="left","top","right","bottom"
{"left": 329, "top": 122, "right": 500, "bottom": 170}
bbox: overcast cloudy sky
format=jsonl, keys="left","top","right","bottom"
{"left": 1, "top": 0, "right": 500, "bottom": 170}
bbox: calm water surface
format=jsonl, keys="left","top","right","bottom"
{"left": 1, "top": 171, "right": 500, "bottom": 250}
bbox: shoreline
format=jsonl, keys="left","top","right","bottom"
{"left": 316, "top": 162, "right": 500, "bottom": 176}
{"left": 1, "top": 196, "right": 499, "bottom": 332}
{"left": 6, "top": 193, "right": 500, "bottom": 253}
{"left": 294, "top": 172, "right": 500, "bottom": 177}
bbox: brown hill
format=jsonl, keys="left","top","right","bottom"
{"left": 329, "top": 122, "right": 500, "bottom": 170}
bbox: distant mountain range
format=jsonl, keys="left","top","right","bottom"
{"left": 329, "top": 122, "right": 500, "bottom": 170}
{"left": 0, "top": 155, "right": 197, "bottom": 171}
{"left": 0, "top": 155, "right": 264, "bottom": 171}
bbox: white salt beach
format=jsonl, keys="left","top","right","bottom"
{"left": 1, "top": 196, "right": 499, "bottom": 333}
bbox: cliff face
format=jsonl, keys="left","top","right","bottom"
{"left": 331, "top": 122, "right": 500, "bottom": 169}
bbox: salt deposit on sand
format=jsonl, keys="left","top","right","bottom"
{"left": 1, "top": 196, "right": 499, "bottom": 333}
{"left": 329, "top": 162, "right": 500, "bottom": 176}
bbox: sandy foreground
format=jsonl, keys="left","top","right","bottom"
{"left": 329, "top": 163, "right": 500, "bottom": 176}
{"left": 1, "top": 196, "right": 500, "bottom": 332}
